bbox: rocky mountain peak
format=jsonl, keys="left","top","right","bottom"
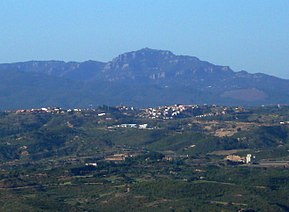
{"left": 101, "top": 48, "right": 234, "bottom": 82}
{"left": 109, "top": 48, "right": 175, "bottom": 64}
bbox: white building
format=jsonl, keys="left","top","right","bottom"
{"left": 245, "top": 154, "right": 252, "bottom": 164}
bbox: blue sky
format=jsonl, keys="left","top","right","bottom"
{"left": 0, "top": 0, "right": 288, "bottom": 78}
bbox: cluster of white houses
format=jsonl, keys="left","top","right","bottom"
{"left": 139, "top": 104, "right": 246, "bottom": 119}
{"left": 139, "top": 104, "right": 198, "bottom": 119}
{"left": 15, "top": 107, "right": 82, "bottom": 114}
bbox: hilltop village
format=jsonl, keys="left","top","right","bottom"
{"left": 8, "top": 104, "right": 289, "bottom": 167}
{"left": 14, "top": 104, "right": 246, "bottom": 119}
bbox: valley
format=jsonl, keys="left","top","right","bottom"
{"left": 0, "top": 104, "right": 289, "bottom": 211}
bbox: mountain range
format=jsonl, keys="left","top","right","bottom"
{"left": 0, "top": 48, "right": 289, "bottom": 109}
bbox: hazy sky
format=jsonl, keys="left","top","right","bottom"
{"left": 0, "top": 0, "right": 288, "bottom": 78}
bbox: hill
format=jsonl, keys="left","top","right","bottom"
{"left": 0, "top": 105, "right": 289, "bottom": 211}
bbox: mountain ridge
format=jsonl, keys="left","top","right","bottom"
{"left": 0, "top": 48, "right": 288, "bottom": 109}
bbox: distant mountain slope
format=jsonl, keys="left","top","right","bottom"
{"left": 0, "top": 69, "right": 87, "bottom": 110}
{"left": 0, "top": 48, "right": 289, "bottom": 109}
{"left": 0, "top": 60, "right": 105, "bottom": 81}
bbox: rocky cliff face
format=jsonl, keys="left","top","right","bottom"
{"left": 100, "top": 48, "right": 234, "bottom": 83}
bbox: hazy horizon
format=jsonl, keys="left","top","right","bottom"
{"left": 0, "top": 0, "right": 288, "bottom": 79}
